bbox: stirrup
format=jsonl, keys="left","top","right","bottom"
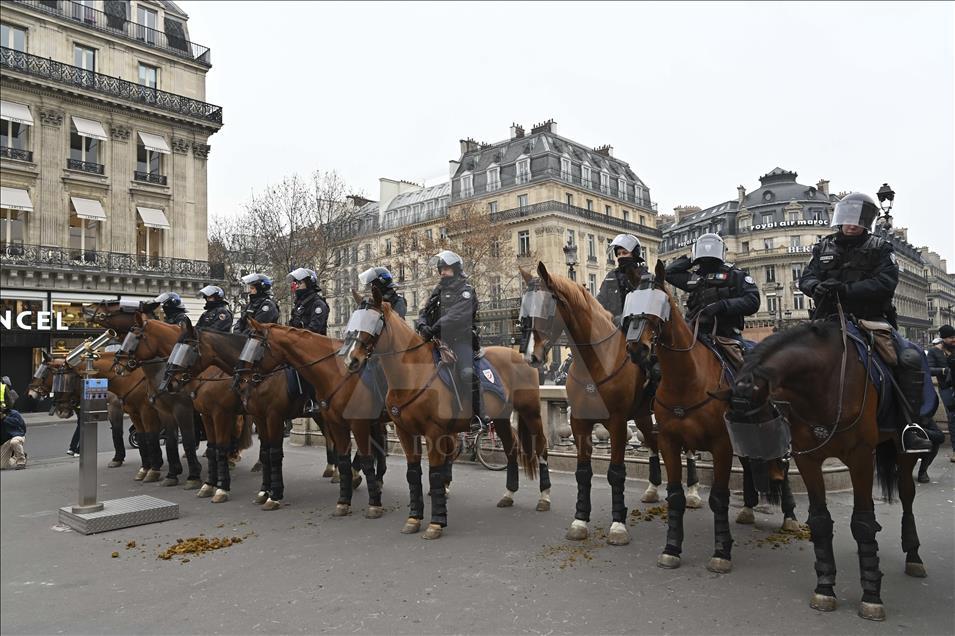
{"left": 303, "top": 400, "right": 320, "bottom": 416}
{"left": 901, "top": 423, "right": 932, "bottom": 454}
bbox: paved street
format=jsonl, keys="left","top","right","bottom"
{"left": 17, "top": 413, "right": 132, "bottom": 462}
{"left": 1, "top": 442, "right": 953, "bottom": 635}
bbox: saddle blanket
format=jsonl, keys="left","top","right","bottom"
{"left": 698, "top": 336, "right": 756, "bottom": 386}
{"left": 431, "top": 347, "right": 507, "bottom": 403}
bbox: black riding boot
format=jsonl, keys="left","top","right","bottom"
{"left": 898, "top": 348, "right": 933, "bottom": 453}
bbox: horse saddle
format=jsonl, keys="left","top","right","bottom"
{"left": 430, "top": 347, "right": 507, "bottom": 403}
{"left": 856, "top": 319, "right": 898, "bottom": 367}
{"left": 714, "top": 336, "right": 745, "bottom": 371}
{"left": 433, "top": 339, "right": 458, "bottom": 367}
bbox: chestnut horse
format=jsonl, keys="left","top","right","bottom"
{"left": 726, "top": 318, "right": 925, "bottom": 621}
{"left": 337, "top": 288, "right": 548, "bottom": 540}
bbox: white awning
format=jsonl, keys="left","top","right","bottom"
{"left": 0, "top": 100, "right": 34, "bottom": 126}
{"left": 70, "top": 196, "right": 107, "bottom": 221}
{"left": 72, "top": 115, "right": 108, "bottom": 141}
{"left": 138, "top": 131, "right": 170, "bottom": 154}
{"left": 136, "top": 206, "right": 170, "bottom": 229}
{"left": 0, "top": 187, "right": 33, "bottom": 211}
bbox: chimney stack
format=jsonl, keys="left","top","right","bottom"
{"left": 510, "top": 123, "right": 525, "bottom": 139}
{"left": 347, "top": 195, "right": 373, "bottom": 209}
{"left": 673, "top": 205, "right": 702, "bottom": 222}
{"left": 816, "top": 179, "right": 830, "bottom": 197}
{"left": 737, "top": 185, "right": 746, "bottom": 206}
{"left": 459, "top": 138, "right": 479, "bottom": 155}
{"left": 530, "top": 119, "right": 557, "bottom": 135}
{"left": 594, "top": 144, "right": 613, "bottom": 157}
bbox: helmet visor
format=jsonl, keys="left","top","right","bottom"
{"left": 154, "top": 292, "right": 175, "bottom": 304}
{"left": 831, "top": 199, "right": 875, "bottom": 228}
{"left": 286, "top": 268, "right": 312, "bottom": 283}
{"left": 519, "top": 290, "right": 556, "bottom": 319}
{"left": 692, "top": 235, "right": 726, "bottom": 263}
{"left": 358, "top": 268, "right": 379, "bottom": 286}
{"left": 608, "top": 234, "right": 638, "bottom": 256}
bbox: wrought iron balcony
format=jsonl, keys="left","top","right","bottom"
{"left": 67, "top": 158, "right": 105, "bottom": 174}
{"left": 0, "top": 145, "right": 32, "bottom": 162}
{"left": 1, "top": 47, "right": 223, "bottom": 125}
{"left": 490, "top": 200, "right": 663, "bottom": 237}
{"left": 134, "top": 170, "right": 167, "bottom": 185}
{"left": 10, "top": 0, "right": 211, "bottom": 66}
{"left": 1, "top": 243, "right": 220, "bottom": 280}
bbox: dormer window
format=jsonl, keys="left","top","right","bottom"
{"left": 581, "top": 164, "right": 592, "bottom": 188}
{"left": 459, "top": 173, "right": 473, "bottom": 197}
{"left": 516, "top": 157, "right": 531, "bottom": 184}
{"left": 600, "top": 172, "right": 610, "bottom": 194}
{"left": 618, "top": 177, "right": 626, "bottom": 199}
{"left": 560, "top": 156, "right": 572, "bottom": 180}
{"left": 486, "top": 165, "right": 500, "bottom": 192}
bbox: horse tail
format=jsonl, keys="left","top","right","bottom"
{"left": 515, "top": 409, "right": 538, "bottom": 480}
{"left": 875, "top": 439, "right": 897, "bottom": 503}
{"left": 236, "top": 414, "right": 254, "bottom": 452}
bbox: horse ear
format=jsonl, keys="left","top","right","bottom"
{"left": 519, "top": 266, "right": 533, "bottom": 284}
{"left": 536, "top": 261, "right": 550, "bottom": 284}
{"left": 134, "top": 312, "right": 145, "bottom": 326}
{"left": 654, "top": 259, "right": 666, "bottom": 289}
{"left": 350, "top": 290, "right": 363, "bottom": 305}
{"left": 371, "top": 285, "right": 383, "bottom": 306}
{"left": 707, "top": 388, "right": 733, "bottom": 402}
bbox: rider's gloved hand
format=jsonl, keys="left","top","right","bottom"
{"left": 699, "top": 301, "right": 725, "bottom": 318}
{"left": 816, "top": 279, "right": 847, "bottom": 298}
{"left": 417, "top": 324, "right": 434, "bottom": 340}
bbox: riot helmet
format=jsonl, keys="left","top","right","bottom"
{"left": 286, "top": 267, "right": 319, "bottom": 291}
{"left": 153, "top": 292, "right": 183, "bottom": 311}
{"left": 241, "top": 272, "right": 273, "bottom": 295}
{"left": 197, "top": 285, "right": 225, "bottom": 301}
{"left": 608, "top": 234, "right": 643, "bottom": 261}
{"left": 359, "top": 266, "right": 396, "bottom": 290}
{"left": 431, "top": 250, "right": 464, "bottom": 276}
{"left": 830, "top": 192, "right": 879, "bottom": 231}
{"left": 691, "top": 233, "right": 727, "bottom": 266}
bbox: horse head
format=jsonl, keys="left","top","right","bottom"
{"left": 27, "top": 350, "right": 55, "bottom": 400}
{"left": 518, "top": 264, "right": 562, "bottom": 367}
{"left": 339, "top": 288, "right": 387, "bottom": 374}
{"left": 112, "top": 314, "right": 171, "bottom": 375}
{"left": 624, "top": 259, "right": 673, "bottom": 371}
{"left": 85, "top": 298, "right": 142, "bottom": 335}
{"left": 50, "top": 362, "right": 81, "bottom": 418}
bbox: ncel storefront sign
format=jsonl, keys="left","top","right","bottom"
{"left": 0, "top": 311, "right": 69, "bottom": 330}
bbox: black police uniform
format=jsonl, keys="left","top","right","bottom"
{"left": 597, "top": 256, "right": 648, "bottom": 322}
{"left": 380, "top": 286, "right": 408, "bottom": 319}
{"left": 234, "top": 293, "right": 279, "bottom": 334}
{"left": 197, "top": 300, "right": 233, "bottom": 332}
{"left": 289, "top": 288, "right": 329, "bottom": 335}
{"left": 665, "top": 255, "right": 760, "bottom": 341}
{"left": 163, "top": 306, "right": 192, "bottom": 328}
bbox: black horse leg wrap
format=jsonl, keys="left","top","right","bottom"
{"left": 574, "top": 461, "right": 594, "bottom": 522}
{"left": 648, "top": 454, "right": 662, "bottom": 487}
{"left": 900, "top": 511, "right": 920, "bottom": 555}
{"left": 336, "top": 452, "right": 353, "bottom": 505}
{"left": 406, "top": 461, "right": 424, "bottom": 520}
{"left": 709, "top": 487, "right": 733, "bottom": 560}
{"left": 268, "top": 447, "right": 284, "bottom": 500}
{"left": 851, "top": 510, "right": 883, "bottom": 603}
{"left": 807, "top": 506, "right": 836, "bottom": 592}
{"left": 506, "top": 459, "right": 519, "bottom": 493}
{"left": 608, "top": 462, "right": 628, "bottom": 523}
{"left": 685, "top": 455, "right": 699, "bottom": 488}
{"left": 149, "top": 432, "right": 164, "bottom": 471}
{"left": 539, "top": 460, "right": 551, "bottom": 492}
{"left": 216, "top": 447, "right": 230, "bottom": 491}
{"left": 443, "top": 460, "right": 453, "bottom": 486}
{"left": 781, "top": 473, "right": 797, "bottom": 519}
{"left": 664, "top": 484, "right": 686, "bottom": 557}
{"left": 205, "top": 443, "right": 219, "bottom": 487}
{"left": 740, "top": 457, "right": 758, "bottom": 509}
{"left": 359, "top": 455, "right": 381, "bottom": 507}
{"left": 428, "top": 466, "right": 448, "bottom": 527}
{"left": 258, "top": 445, "right": 271, "bottom": 493}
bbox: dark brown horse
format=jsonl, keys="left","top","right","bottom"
{"left": 337, "top": 288, "right": 548, "bottom": 539}
{"left": 725, "top": 317, "right": 924, "bottom": 621}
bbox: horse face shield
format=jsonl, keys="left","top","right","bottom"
{"left": 518, "top": 290, "right": 556, "bottom": 365}
{"left": 112, "top": 331, "right": 141, "bottom": 374}
{"left": 724, "top": 412, "right": 791, "bottom": 461}
{"left": 160, "top": 342, "right": 198, "bottom": 393}
{"left": 623, "top": 288, "right": 669, "bottom": 365}
{"left": 339, "top": 309, "right": 384, "bottom": 372}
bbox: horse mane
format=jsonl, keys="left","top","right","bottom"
{"left": 547, "top": 271, "right": 613, "bottom": 326}
{"left": 740, "top": 320, "right": 841, "bottom": 375}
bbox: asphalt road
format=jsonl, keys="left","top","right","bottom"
{"left": 1, "top": 444, "right": 953, "bottom": 635}
{"left": 19, "top": 413, "right": 130, "bottom": 461}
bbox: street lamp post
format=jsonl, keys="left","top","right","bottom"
{"left": 876, "top": 183, "right": 895, "bottom": 237}
{"left": 563, "top": 239, "right": 578, "bottom": 281}
{"left": 775, "top": 283, "right": 784, "bottom": 330}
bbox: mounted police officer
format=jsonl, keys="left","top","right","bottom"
{"left": 665, "top": 233, "right": 760, "bottom": 344}
{"left": 234, "top": 273, "right": 279, "bottom": 334}
{"left": 196, "top": 285, "right": 233, "bottom": 332}
{"left": 287, "top": 268, "right": 329, "bottom": 335}
{"left": 147, "top": 292, "right": 191, "bottom": 328}
{"left": 359, "top": 266, "right": 407, "bottom": 318}
{"left": 416, "top": 250, "right": 487, "bottom": 432}
{"left": 799, "top": 192, "right": 933, "bottom": 452}
{"left": 598, "top": 233, "right": 648, "bottom": 323}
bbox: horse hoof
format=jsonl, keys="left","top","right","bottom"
{"left": 641, "top": 488, "right": 659, "bottom": 503}
{"left": 565, "top": 520, "right": 589, "bottom": 541}
{"left": 496, "top": 496, "right": 514, "bottom": 508}
{"left": 781, "top": 517, "right": 800, "bottom": 532}
{"left": 196, "top": 483, "right": 215, "bottom": 498}
{"left": 607, "top": 522, "right": 631, "bottom": 546}
{"left": 444, "top": 484, "right": 451, "bottom": 499}
{"left": 422, "top": 523, "right": 443, "bottom": 540}
{"left": 321, "top": 465, "right": 334, "bottom": 478}
{"left": 401, "top": 518, "right": 421, "bottom": 534}
{"left": 706, "top": 557, "right": 732, "bottom": 574}
{"left": 108, "top": 460, "right": 123, "bottom": 468}
{"left": 134, "top": 468, "right": 147, "bottom": 481}
{"left": 251, "top": 461, "right": 262, "bottom": 473}
{"left": 810, "top": 594, "right": 837, "bottom": 612}
{"left": 536, "top": 499, "right": 551, "bottom": 512}
{"left": 685, "top": 493, "right": 703, "bottom": 509}
{"left": 252, "top": 491, "right": 268, "bottom": 505}
{"left": 365, "top": 506, "right": 384, "bottom": 519}
{"left": 160, "top": 477, "right": 179, "bottom": 487}
{"left": 211, "top": 489, "right": 230, "bottom": 503}
{"left": 905, "top": 562, "right": 927, "bottom": 578}
{"left": 261, "top": 498, "right": 282, "bottom": 511}
{"left": 858, "top": 602, "right": 886, "bottom": 621}
{"left": 331, "top": 473, "right": 341, "bottom": 484}
{"left": 736, "top": 507, "right": 755, "bottom": 525}
{"left": 657, "top": 554, "right": 681, "bottom": 569}
{"left": 333, "top": 504, "right": 351, "bottom": 517}
{"left": 142, "top": 469, "right": 162, "bottom": 483}
{"left": 182, "top": 479, "right": 202, "bottom": 491}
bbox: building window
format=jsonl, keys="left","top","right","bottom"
{"left": 791, "top": 263, "right": 803, "bottom": 281}
{"left": 738, "top": 215, "right": 751, "bottom": 232}
{"left": 517, "top": 230, "right": 530, "bottom": 257}
{"left": 604, "top": 204, "right": 611, "bottom": 216}
{"left": 517, "top": 194, "right": 528, "bottom": 208}
{"left": 606, "top": 238, "right": 614, "bottom": 264}
{"left": 1, "top": 207, "right": 26, "bottom": 249}
{"left": 136, "top": 5, "right": 159, "bottom": 44}
{"left": 136, "top": 220, "right": 163, "bottom": 265}
{"left": 581, "top": 164, "right": 591, "bottom": 188}
{"left": 440, "top": 226, "right": 447, "bottom": 240}
{"left": 566, "top": 193, "right": 573, "bottom": 206}
{"left": 68, "top": 208, "right": 99, "bottom": 260}
{"left": 741, "top": 241, "right": 749, "bottom": 253}
{"left": 763, "top": 238, "right": 773, "bottom": 250}
{"left": 398, "top": 263, "right": 405, "bottom": 282}
{"left": 600, "top": 172, "right": 610, "bottom": 194}
{"left": 1, "top": 22, "right": 26, "bottom": 52}
{"left": 790, "top": 235, "right": 801, "bottom": 248}
{"left": 1, "top": 114, "right": 30, "bottom": 152}
{"left": 767, "top": 295, "right": 778, "bottom": 313}
{"left": 560, "top": 157, "right": 571, "bottom": 180}
{"left": 486, "top": 166, "right": 501, "bottom": 191}
{"left": 385, "top": 238, "right": 392, "bottom": 255}
{"left": 516, "top": 158, "right": 531, "bottom": 184}
{"left": 639, "top": 214, "right": 645, "bottom": 225}
{"left": 137, "top": 142, "right": 162, "bottom": 176}
{"left": 412, "top": 290, "right": 418, "bottom": 313}
{"left": 459, "top": 174, "right": 473, "bottom": 198}
{"left": 761, "top": 212, "right": 774, "bottom": 225}
{"left": 138, "top": 63, "right": 158, "bottom": 89}
{"left": 490, "top": 276, "right": 501, "bottom": 300}
{"left": 566, "top": 229, "right": 575, "bottom": 246}
{"left": 587, "top": 234, "right": 596, "bottom": 261}
{"left": 588, "top": 273, "right": 597, "bottom": 296}
{"left": 619, "top": 178, "right": 627, "bottom": 199}
{"left": 765, "top": 264, "right": 776, "bottom": 283}
{"left": 74, "top": 44, "right": 95, "bottom": 71}
{"left": 490, "top": 238, "right": 500, "bottom": 258}
{"left": 70, "top": 123, "right": 100, "bottom": 167}
{"left": 488, "top": 201, "right": 498, "bottom": 214}
{"left": 586, "top": 199, "right": 593, "bottom": 211}
{"left": 787, "top": 209, "right": 801, "bottom": 222}
{"left": 793, "top": 293, "right": 805, "bottom": 310}
{"left": 640, "top": 245, "right": 647, "bottom": 260}
{"left": 425, "top": 229, "right": 432, "bottom": 242}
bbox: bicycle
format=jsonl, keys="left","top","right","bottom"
{"left": 451, "top": 422, "right": 508, "bottom": 471}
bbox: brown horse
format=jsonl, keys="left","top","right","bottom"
{"left": 724, "top": 317, "right": 924, "bottom": 621}
{"left": 338, "top": 288, "right": 548, "bottom": 539}
{"left": 532, "top": 262, "right": 677, "bottom": 546}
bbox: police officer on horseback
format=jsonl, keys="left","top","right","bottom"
{"left": 287, "top": 268, "right": 329, "bottom": 335}
{"left": 234, "top": 273, "right": 279, "bottom": 334}
{"left": 146, "top": 292, "right": 191, "bottom": 328}
{"left": 196, "top": 285, "right": 233, "bottom": 332}
{"left": 598, "top": 233, "right": 648, "bottom": 323}
{"left": 799, "top": 192, "right": 933, "bottom": 452}
{"left": 416, "top": 250, "right": 488, "bottom": 433}
{"left": 359, "top": 266, "right": 407, "bottom": 318}
{"left": 665, "top": 233, "right": 760, "bottom": 344}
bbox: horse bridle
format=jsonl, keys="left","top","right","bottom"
{"left": 112, "top": 324, "right": 145, "bottom": 374}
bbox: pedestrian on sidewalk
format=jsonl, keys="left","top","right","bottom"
{"left": 67, "top": 410, "right": 80, "bottom": 457}
{"left": 1, "top": 379, "right": 27, "bottom": 470}
{"left": 927, "top": 325, "right": 955, "bottom": 465}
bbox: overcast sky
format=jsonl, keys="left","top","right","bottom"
{"left": 179, "top": 1, "right": 955, "bottom": 267}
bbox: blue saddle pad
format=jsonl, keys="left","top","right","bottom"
{"left": 359, "top": 360, "right": 388, "bottom": 410}
{"left": 431, "top": 347, "right": 507, "bottom": 403}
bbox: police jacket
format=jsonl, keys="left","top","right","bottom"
{"left": 381, "top": 286, "right": 408, "bottom": 319}
{"left": 234, "top": 293, "right": 280, "bottom": 334}
{"left": 289, "top": 288, "right": 329, "bottom": 335}
{"left": 417, "top": 275, "right": 479, "bottom": 342}
{"left": 666, "top": 255, "right": 760, "bottom": 337}
{"left": 927, "top": 346, "right": 952, "bottom": 391}
{"left": 799, "top": 232, "right": 897, "bottom": 324}
{"left": 197, "top": 300, "right": 233, "bottom": 332}
{"left": 597, "top": 257, "right": 647, "bottom": 319}
{"left": 163, "top": 307, "right": 192, "bottom": 328}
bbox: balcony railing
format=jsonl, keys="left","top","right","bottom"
{"left": 380, "top": 206, "right": 449, "bottom": 230}
{"left": 490, "top": 200, "right": 663, "bottom": 237}
{"left": 0, "top": 145, "right": 32, "bottom": 162}
{"left": 134, "top": 170, "right": 167, "bottom": 185}
{"left": 1, "top": 47, "right": 223, "bottom": 125}
{"left": 1, "top": 243, "right": 219, "bottom": 280}
{"left": 11, "top": 0, "right": 211, "bottom": 65}
{"left": 67, "top": 158, "right": 104, "bottom": 174}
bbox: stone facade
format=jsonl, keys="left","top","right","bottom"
{"left": 919, "top": 247, "right": 955, "bottom": 334}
